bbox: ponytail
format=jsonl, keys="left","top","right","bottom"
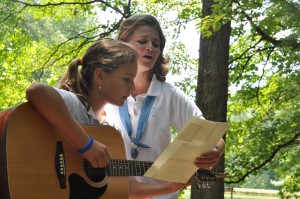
{"left": 58, "top": 58, "right": 91, "bottom": 109}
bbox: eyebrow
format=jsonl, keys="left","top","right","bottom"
{"left": 137, "top": 35, "right": 159, "bottom": 41}
{"left": 123, "top": 72, "right": 135, "bottom": 77}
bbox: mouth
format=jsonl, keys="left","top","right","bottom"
{"left": 143, "top": 55, "right": 153, "bottom": 60}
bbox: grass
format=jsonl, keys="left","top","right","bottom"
{"left": 224, "top": 193, "right": 279, "bottom": 199}
{"left": 182, "top": 187, "right": 281, "bottom": 199}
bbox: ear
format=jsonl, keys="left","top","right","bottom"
{"left": 94, "top": 67, "right": 104, "bottom": 86}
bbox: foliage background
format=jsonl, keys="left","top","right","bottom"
{"left": 1, "top": 0, "right": 299, "bottom": 198}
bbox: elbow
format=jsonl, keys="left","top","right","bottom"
{"left": 26, "top": 83, "right": 47, "bottom": 102}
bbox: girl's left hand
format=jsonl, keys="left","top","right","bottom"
{"left": 194, "top": 147, "right": 223, "bottom": 169}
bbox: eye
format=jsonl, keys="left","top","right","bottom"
{"left": 152, "top": 42, "right": 160, "bottom": 48}
{"left": 122, "top": 77, "right": 132, "bottom": 83}
{"left": 137, "top": 40, "right": 147, "bottom": 44}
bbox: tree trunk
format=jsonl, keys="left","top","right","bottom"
{"left": 191, "top": 0, "right": 231, "bottom": 198}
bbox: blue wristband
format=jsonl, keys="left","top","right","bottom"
{"left": 79, "top": 135, "right": 94, "bottom": 154}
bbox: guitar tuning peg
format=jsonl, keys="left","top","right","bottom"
{"left": 196, "top": 169, "right": 217, "bottom": 181}
{"left": 197, "top": 180, "right": 211, "bottom": 189}
{"left": 210, "top": 171, "right": 229, "bottom": 178}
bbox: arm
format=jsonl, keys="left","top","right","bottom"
{"left": 129, "top": 177, "right": 193, "bottom": 199}
{"left": 26, "top": 83, "right": 110, "bottom": 168}
{"left": 170, "top": 87, "right": 225, "bottom": 169}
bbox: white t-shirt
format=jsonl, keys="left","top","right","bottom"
{"left": 54, "top": 88, "right": 100, "bottom": 126}
{"left": 105, "top": 75, "right": 204, "bottom": 199}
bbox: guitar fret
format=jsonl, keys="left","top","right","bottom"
{"left": 121, "top": 159, "right": 125, "bottom": 176}
{"left": 130, "top": 160, "right": 133, "bottom": 176}
{"left": 138, "top": 161, "right": 141, "bottom": 176}
{"left": 107, "top": 159, "right": 153, "bottom": 176}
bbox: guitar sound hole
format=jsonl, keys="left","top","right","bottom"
{"left": 84, "top": 160, "right": 107, "bottom": 182}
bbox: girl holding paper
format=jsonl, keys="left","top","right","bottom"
{"left": 104, "top": 14, "right": 225, "bottom": 199}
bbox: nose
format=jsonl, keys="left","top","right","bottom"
{"left": 146, "top": 47, "right": 152, "bottom": 52}
{"left": 146, "top": 42, "right": 153, "bottom": 51}
{"left": 130, "top": 82, "right": 136, "bottom": 92}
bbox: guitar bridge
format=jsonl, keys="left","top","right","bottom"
{"left": 55, "top": 141, "right": 66, "bottom": 189}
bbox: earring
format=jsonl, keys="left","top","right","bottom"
{"left": 99, "top": 86, "right": 102, "bottom": 91}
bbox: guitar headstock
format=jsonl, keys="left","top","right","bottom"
{"left": 196, "top": 169, "right": 217, "bottom": 181}
{"left": 195, "top": 169, "right": 228, "bottom": 188}
{"left": 196, "top": 169, "right": 228, "bottom": 181}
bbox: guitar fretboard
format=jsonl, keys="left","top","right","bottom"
{"left": 107, "top": 159, "right": 153, "bottom": 176}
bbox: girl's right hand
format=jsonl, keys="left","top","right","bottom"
{"left": 81, "top": 140, "right": 111, "bottom": 168}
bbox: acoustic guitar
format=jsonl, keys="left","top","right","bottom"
{"left": 0, "top": 102, "right": 153, "bottom": 199}
{"left": 0, "top": 102, "right": 220, "bottom": 199}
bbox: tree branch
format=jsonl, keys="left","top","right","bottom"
{"left": 243, "top": 12, "right": 300, "bottom": 50}
{"left": 225, "top": 132, "right": 300, "bottom": 184}
{"left": 11, "top": 0, "right": 125, "bottom": 16}
{"left": 34, "top": 19, "right": 123, "bottom": 80}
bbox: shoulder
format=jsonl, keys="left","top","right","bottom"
{"left": 161, "top": 81, "right": 203, "bottom": 114}
{"left": 54, "top": 88, "right": 77, "bottom": 99}
{"left": 150, "top": 75, "right": 176, "bottom": 96}
{"left": 159, "top": 81, "right": 187, "bottom": 99}
{"left": 54, "top": 88, "right": 82, "bottom": 109}
{"left": 151, "top": 76, "right": 194, "bottom": 102}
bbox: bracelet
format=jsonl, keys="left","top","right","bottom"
{"left": 78, "top": 135, "right": 94, "bottom": 154}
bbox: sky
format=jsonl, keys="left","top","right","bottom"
{"left": 162, "top": 18, "right": 200, "bottom": 84}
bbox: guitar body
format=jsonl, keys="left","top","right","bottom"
{"left": 0, "top": 102, "right": 129, "bottom": 199}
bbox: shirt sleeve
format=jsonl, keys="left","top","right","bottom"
{"left": 170, "top": 86, "right": 204, "bottom": 132}
{"left": 53, "top": 88, "right": 92, "bottom": 125}
{"left": 54, "top": 88, "right": 83, "bottom": 111}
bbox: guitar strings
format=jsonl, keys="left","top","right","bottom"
{"left": 82, "top": 159, "right": 153, "bottom": 176}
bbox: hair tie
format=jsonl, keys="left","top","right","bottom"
{"left": 80, "top": 58, "right": 83, "bottom": 65}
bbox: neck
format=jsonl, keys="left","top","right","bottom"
{"left": 132, "top": 71, "right": 152, "bottom": 98}
{"left": 90, "top": 88, "right": 106, "bottom": 119}
{"left": 96, "top": 109, "right": 106, "bottom": 123}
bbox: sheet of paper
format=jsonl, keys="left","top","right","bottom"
{"left": 144, "top": 117, "right": 229, "bottom": 183}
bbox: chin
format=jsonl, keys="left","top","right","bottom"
{"left": 108, "top": 100, "right": 122, "bottom": 107}
{"left": 116, "top": 100, "right": 125, "bottom": 107}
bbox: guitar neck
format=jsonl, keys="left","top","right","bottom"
{"left": 108, "top": 159, "right": 153, "bottom": 176}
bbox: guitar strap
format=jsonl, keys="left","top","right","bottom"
{"left": 119, "top": 96, "right": 156, "bottom": 159}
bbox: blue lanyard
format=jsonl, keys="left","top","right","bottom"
{"left": 119, "top": 96, "right": 156, "bottom": 159}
